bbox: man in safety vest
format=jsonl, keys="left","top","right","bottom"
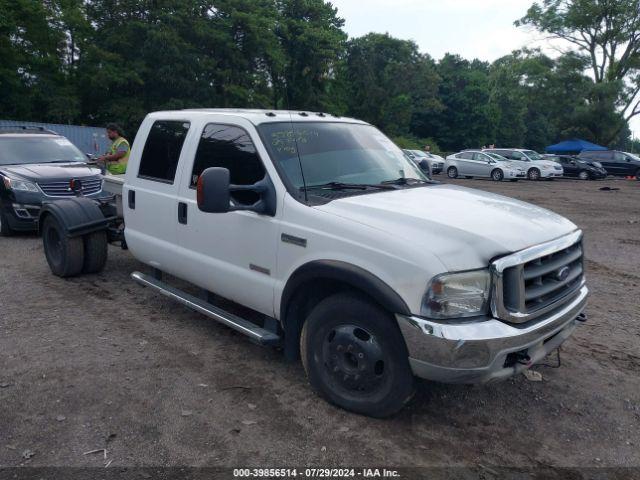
{"left": 98, "top": 123, "right": 130, "bottom": 175}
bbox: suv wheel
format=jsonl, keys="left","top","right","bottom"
{"left": 491, "top": 169, "right": 504, "bottom": 181}
{"left": 528, "top": 168, "right": 541, "bottom": 181}
{"left": 447, "top": 166, "right": 458, "bottom": 179}
{"left": 300, "top": 292, "right": 414, "bottom": 417}
{"left": 578, "top": 170, "right": 590, "bottom": 180}
{"left": 0, "top": 211, "right": 13, "bottom": 236}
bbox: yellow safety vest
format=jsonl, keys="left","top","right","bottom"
{"left": 107, "top": 137, "right": 130, "bottom": 175}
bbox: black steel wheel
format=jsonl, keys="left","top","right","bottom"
{"left": 300, "top": 292, "right": 414, "bottom": 417}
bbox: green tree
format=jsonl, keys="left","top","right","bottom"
{"left": 517, "top": 0, "right": 640, "bottom": 143}
{"left": 342, "top": 33, "right": 441, "bottom": 137}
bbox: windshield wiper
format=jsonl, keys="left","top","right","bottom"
{"left": 381, "top": 177, "right": 431, "bottom": 186}
{"left": 301, "top": 181, "right": 396, "bottom": 191}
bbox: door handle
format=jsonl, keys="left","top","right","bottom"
{"left": 128, "top": 190, "right": 135, "bottom": 209}
{"left": 178, "top": 202, "right": 188, "bottom": 224}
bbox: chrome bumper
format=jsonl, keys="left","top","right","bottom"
{"left": 396, "top": 285, "right": 588, "bottom": 384}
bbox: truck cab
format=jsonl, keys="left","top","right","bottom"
{"left": 39, "top": 109, "right": 589, "bottom": 417}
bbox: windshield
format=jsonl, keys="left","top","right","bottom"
{"left": 409, "top": 150, "right": 429, "bottom": 158}
{"left": 258, "top": 122, "right": 427, "bottom": 189}
{"left": 487, "top": 153, "right": 508, "bottom": 161}
{"left": 0, "top": 136, "right": 86, "bottom": 165}
{"left": 522, "top": 150, "right": 544, "bottom": 161}
{"left": 624, "top": 151, "right": 640, "bottom": 161}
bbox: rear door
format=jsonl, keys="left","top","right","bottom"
{"left": 124, "top": 119, "right": 192, "bottom": 274}
{"left": 472, "top": 152, "right": 493, "bottom": 177}
{"left": 456, "top": 152, "right": 475, "bottom": 175}
{"left": 174, "top": 118, "right": 281, "bottom": 316}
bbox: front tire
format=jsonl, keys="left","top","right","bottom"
{"left": 447, "top": 166, "right": 458, "bottom": 179}
{"left": 42, "top": 215, "right": 84, "bottom": 277}
{"left": 0, "top": 211, "right": 13, "bottom": 236}
{"left": 578, "top": 170, "right": 590, "bottom": 180}
{"left": 528, "top": 168, "right": 541, "bottom": 181}
{"left": 491, "top": 169, "right": 504, "bottom": 181}
{"left": 300, "top": 292, "right": 414, "bottom": 418}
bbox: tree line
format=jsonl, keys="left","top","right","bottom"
{"left": 2, "top": 0, "right": 640, "bottom": 153}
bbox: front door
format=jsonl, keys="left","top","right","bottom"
{"left": 174, "top": 118, "right": 281, "bottom": 317}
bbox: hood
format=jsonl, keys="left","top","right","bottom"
{"left": 315, "top": 184, "right": 577, "bottom": 271}
{"left": 0, "top": 162, "right": 100, "bottom": 182}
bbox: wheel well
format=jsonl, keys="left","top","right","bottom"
{"left": 280, "top": 262, "right": 410, "bottom": 361}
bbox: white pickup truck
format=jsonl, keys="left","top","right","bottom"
{"left": 38, "top": 109, "right": 588, "bottom": 417}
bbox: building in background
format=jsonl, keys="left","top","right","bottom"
{"left": 0, "top": 120, "right": 110, "bottom": 156}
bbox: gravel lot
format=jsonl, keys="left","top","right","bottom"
{"left": 1, "top": 177, "right": 639, "bottom": 472}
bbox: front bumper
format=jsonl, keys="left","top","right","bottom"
{"left": 540, "top": 169, "right": 563, "bottom": 178}
{"left": 396, "top": 285, "right": 588, "bottom": 384}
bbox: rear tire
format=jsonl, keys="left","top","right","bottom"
{"left": 42, "top": 215, "right": 84, "bottom": 277}
{"left": 447, "top": 167, "right": 458, "bottom": 178}
{"left": 528, "top": 168, "right": 541, "bottom": 181}
{"left": 491, "top": 169, "right": 504, "bottom": 181}
{"left": 82, "top": 231, "right": 108, "bottom": 273}
{"left": 0, "top": 211, "right": 13, "bottom": 237}
{"left": 300, "top": 292, "right": 414, "bottom": 418}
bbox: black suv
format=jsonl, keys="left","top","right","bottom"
{"left": 544, "top": 154, "right": 608, "bottom": 180}
{"left": 578, "top": 150, "right": 640, "bottom": 178}
{"left": 0, "top": 127, "right": 105, "bottom": 235}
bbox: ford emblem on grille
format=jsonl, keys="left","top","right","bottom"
{"left": 555, "top": 266, "right": 570, "bottom": 281}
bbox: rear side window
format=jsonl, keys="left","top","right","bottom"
{"left": 138, "top": 120, "right": 190, "bottom": 183}
{"left": 191, "top": 124, "right": 266, "bottom": 205}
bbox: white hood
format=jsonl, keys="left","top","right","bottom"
{"left": 315, "top": 184, "right": 577, "bottom": 271}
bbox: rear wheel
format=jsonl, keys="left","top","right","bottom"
{"left": 578, "top": 170, "right": 590, "bottom": 180}
{"left": 528, "top": 168, "right": 541, "bottom": 181}
{"left": 491, "top": 169, "right": 504, "bottom": 181}
{"left": 82, "top": 231, "right": 108, "bottom": 273}
{"left": 42, "top": 215, "right": 84, "bottom": 277}
{"left": 0, "top": 211, "right": 13, "bottom": 236}
{"left": 447, "top": 166, "right": 458, "bottom": 179}
{"left": 635, "top": 168, "right": 640, "bottom": 180}
{"left": 300, "top": 292, "right": 414, "bottom": 418}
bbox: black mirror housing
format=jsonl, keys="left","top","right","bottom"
{"left": 197, "top": 167, "right": 231, "bottom": 213}
{"left": 197, "top": 167, "right": 277, "bottom": 216}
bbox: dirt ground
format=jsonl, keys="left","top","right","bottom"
{"left": 1, "top": 177, "right": 639, "bottom": 473}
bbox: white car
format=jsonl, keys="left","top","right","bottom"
{"left": 444, "top": 150, "right": 526, "bottom": 181}
{"left": 403, "top": 149, "right": 444, "bottom": 174}
{"left": 484, "top": 148, "right": 564, "bottom": 180}
{"left": 39, "top": 109, "right": 588, "bottom": 417}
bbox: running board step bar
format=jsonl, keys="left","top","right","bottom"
{"left": 131, "top": 271, "right": 281, "bottom": 346}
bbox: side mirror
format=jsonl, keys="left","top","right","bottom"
{"left": 197, "top": 167, "right": 276, "bottom": 216}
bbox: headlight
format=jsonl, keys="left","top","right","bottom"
{"left": 421, "top": 269, "right": 490, "bottom": 319}
{"left": 2, "top": 176, "right": 39, "bottom": 192}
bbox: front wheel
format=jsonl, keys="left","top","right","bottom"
{"left": 42, "top": 215, "right": 84, "bottom": 277}
{"left": 491, "top": 169, "right": 504, "bottom": 181}
{"left": 528, "top": 168, "right": 541, "bottom": 181}
{"left": 0, "top": 211, "right": 13, "bottom": 236}
{"left": 300, "top": 293, "right": 414, "bottom": 417}
{"left": 447, "top": 166, "right": 458, "bottom": 179}
{"left": 578, "top": 170, "right": 590, "bottom": 180}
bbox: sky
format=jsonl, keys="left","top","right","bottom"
{"left": 329, "top": 0, "right": 640, "bottom": 137}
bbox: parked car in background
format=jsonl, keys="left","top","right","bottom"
{"left": 403, "top": 149, "right": 444, "bottom": 174}
{"left": 544, "top": 154, "right": 607, "bottom": 180}
{"left": 444, "top": 150, "right": 526, "bottom": 181}
{"left": 0, "top": 126, "right": 105, "bottom": 235}
{"left": 484, "top": 148, "right": 563, "bottom": 180}
{"left": 578, "top": 150, "right": 640, "bottom": 179}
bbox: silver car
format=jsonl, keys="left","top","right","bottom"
{"left": 402, "top": 149, "right": 444, "bottom": 174}
{"left": 444, "top": 150, "right": 526, "bottom": 181}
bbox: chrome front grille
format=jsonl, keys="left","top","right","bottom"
{"left": 491, "top": 230, "right": 585, "bottom": 324}
{"left": 38, "top": 176, "right": 102, "bottom": 197}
